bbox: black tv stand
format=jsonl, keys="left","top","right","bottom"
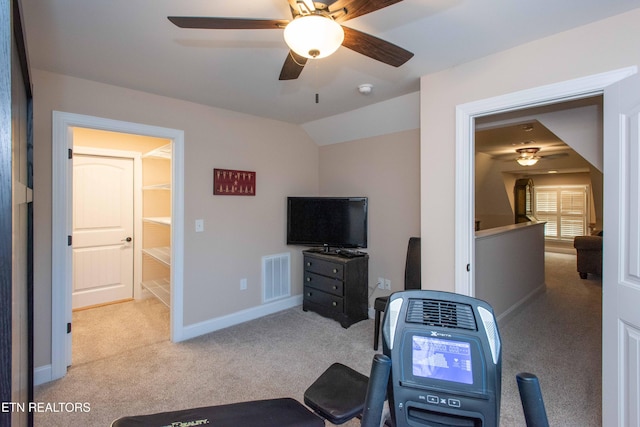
{"left": 307, "top": 245, "right": 334, "bottom": 254}
{"left": 302, "top": 250, "right": 368, "bottom": 328}
{"left": 306, "top": 246, "right": 366, "bottom": 258}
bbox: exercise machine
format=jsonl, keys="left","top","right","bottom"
{"left": 382, "top": 290, "right": 502, "bottom": 426}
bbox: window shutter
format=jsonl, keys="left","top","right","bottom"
{"left": 536, "top": 191, "right": 557, "bottom": 213}
{"left": 534, "top": 186, "right": 588, "bottom": 242}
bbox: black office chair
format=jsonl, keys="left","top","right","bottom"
{"left": 373, "top": 237, "right": 421, "bottom": 350}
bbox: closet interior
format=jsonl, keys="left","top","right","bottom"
{"left": 141, "top": 144, "right": 172, "bottom": 306}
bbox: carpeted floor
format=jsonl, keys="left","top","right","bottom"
{"left": 34, "top": 252, "right": 601, "bottom": 426}
{"left": 498, "top": 252, "right": 602, "bottom": 426}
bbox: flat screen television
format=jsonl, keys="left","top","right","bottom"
{"left": 287, "top": 197, "right": 368, "bottom": 249}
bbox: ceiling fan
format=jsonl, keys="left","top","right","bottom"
{"left": 489, "top": 146, "right": 570, "bottom": 166}
{"left": 512, "top": 147, "right": 569, "bottom": 166}
{"left": 168, "top": 0, "right": 414, "bottom": 80}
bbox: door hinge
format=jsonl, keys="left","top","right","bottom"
{"left": 67, "top": 235, "right": 72, "bottom": 246}
{"left": 67, "top": 323, "right": 72, "bottom": 334}
{"left": 68, "top": 148, "right": 73, "bottom": 159}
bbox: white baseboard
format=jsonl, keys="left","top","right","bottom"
{"left": 34, "top": 364, "right": 53, "bottom": 386}
{"left": 179, "top": 295, "right": 303, "bottom": 342}
{"left": 496, "top": 283, "right": 546, "bottom": 326}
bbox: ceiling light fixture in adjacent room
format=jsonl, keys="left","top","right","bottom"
{"left": 283, "top": 14, "right": 344, "bottom": 59}
{"left": 516, "top": 147, "right": 541, "bottom": 166}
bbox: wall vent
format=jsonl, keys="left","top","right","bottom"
{"left": 262, "top": 253, "right": 291, "bottom": 303}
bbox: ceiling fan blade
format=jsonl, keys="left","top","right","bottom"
{"left": 168, "top": 16, "right": 289, "bottom": 30}
{"left": 541, "top": 152, "right": 570, "bottom": 160}
{"left": 279, "top": 51, "right": 308, "bottom": 80}
{"left": 331, "top": 0, "right": 403, "bottom": 22}
{"left": 341, "top": 26, "right": 413, "bottom": 67}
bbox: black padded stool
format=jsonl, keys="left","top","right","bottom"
{"left": 304, "top": 362, "right": 369, "bottom": 424}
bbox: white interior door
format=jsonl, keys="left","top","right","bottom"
{"left": 72, "top": 154, "right": 134, "bottom": 309}
{"left": 602, "top": 71, "right": 640, "bottom": 426}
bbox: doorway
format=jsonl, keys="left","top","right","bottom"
{"left": 455, "top": 66, "right": 637, "bottom": 425}
{"left": 50, "top": 112, "right": 185, "bottom": 381}
{"left": 453, "top": 67, "right": 635, "bottom": 296}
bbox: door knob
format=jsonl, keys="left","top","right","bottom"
{"left": 121, "top": 237, "right": 132, "bottom": 242}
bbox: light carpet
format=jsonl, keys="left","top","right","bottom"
{"left": 34, "top": 252, "right": 601, "bottom": 426}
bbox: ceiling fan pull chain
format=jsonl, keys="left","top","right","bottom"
{"left": 312, "top": 58, "right": 320, "bottom": 104}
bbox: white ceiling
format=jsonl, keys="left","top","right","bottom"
{"left": 20, "top": 0, "right": 640, "bottom": 125}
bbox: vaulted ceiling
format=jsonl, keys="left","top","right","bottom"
{"left": 21, "top": 0, "right": 640, "bottom": 125}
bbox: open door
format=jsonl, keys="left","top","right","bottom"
{"left": 602, "top": 72, "right": 640, "bottom": 426}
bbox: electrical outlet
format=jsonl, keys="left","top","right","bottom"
{"left": 240, "top": 278, "right": 247, "bottom": 290}
{"left": 377, "top": 277, "right": 384, "bottom": 289}
{"left": 384, "top": 279, "right": 391, "bottom": 290}
{"left": 195, "top": 219, "right": 204, "bottom": 232}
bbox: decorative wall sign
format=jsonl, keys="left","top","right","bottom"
{"left": 214, "top": 168, "right": 256, "bottom": 196}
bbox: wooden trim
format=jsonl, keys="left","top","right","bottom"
{"left": 0, "top": 0, "right": 13, "bottom": 424}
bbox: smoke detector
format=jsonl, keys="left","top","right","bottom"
{"left": 358, "top": 83, "right": 373, "bottom": 95}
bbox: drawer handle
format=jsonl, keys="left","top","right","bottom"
{"left": 307, "top": 292, "right": 312, "bottom": 297}
{"left": 333, "top": 268, "right": 338, "bottom": 274}
{"left": 306, "top": 262, "right": 312, "bottom": 267}
{"left": 332, "top": 285, "right": 338, "bottom": 290}
{"left": 306, "top": 277, "right": 311, "bottom": 282}
{"left": 332, "top": 301, "right": 337, "bottom": 307}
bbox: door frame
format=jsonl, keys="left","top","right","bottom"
{"left": 73, "top": 146, "right": 143, "bottom": 304}
{"left": 454, "top": 66, "right": 637, "bottom": 297}
{"left": 51, "top": 111, "right": 185, "bottom": 380}
{"left": 455, "top": 66, "right": 637, "bottom": 423}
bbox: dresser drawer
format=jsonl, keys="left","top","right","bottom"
{"left": 304, "top": 257, "right": 344, "bottom": 279}
{"left": 304, "top": 272, "right": 344, "bottom": 296}
{"left": 304, "top": 289, "right": 344, "bottom": 313}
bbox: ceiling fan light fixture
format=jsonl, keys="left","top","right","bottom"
{"left": 516, "top": 157, "right": 540, "bottom": 166}
{"left": 283, "top": 14, "right": 344, "bottom": 59}
{"left": 515, "top": 147, "right": 540, "bottom": 166}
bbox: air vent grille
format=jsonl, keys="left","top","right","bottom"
{"left": 406, "top": 299, "right": 477, "bottom": 331}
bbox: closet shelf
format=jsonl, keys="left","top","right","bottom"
{"left": 143, "top": 144, "right": 172, "bottom": 159}
{"left": 142, "top": 143, "right": 172, "bottom": 309}
{"left": 143, "top": 183, "right": 171, "bottom": 190}
{"left": 142, "top": 246, "right": 171, "bottom": 266}
{"left": 141, "top": 278, "right": 170, "bottom": 307}
{"left": 143, "top": 217, "right": 171, "bottom": 226}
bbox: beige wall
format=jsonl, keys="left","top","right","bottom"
{"left": 32, "top": 70, "right": 319, "bottom": 367}
{"left": 474, "top": 152, "right": 515, "bottom": 230}
{"left": 420, "top": 9, "right": 640, "bottom": 291}
{"left": 319, "top": 129, "right": 420, "bottom": 307}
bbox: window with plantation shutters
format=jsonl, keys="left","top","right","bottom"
{"left": 534, "top": 185, "right": 588, "bottom": 242}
